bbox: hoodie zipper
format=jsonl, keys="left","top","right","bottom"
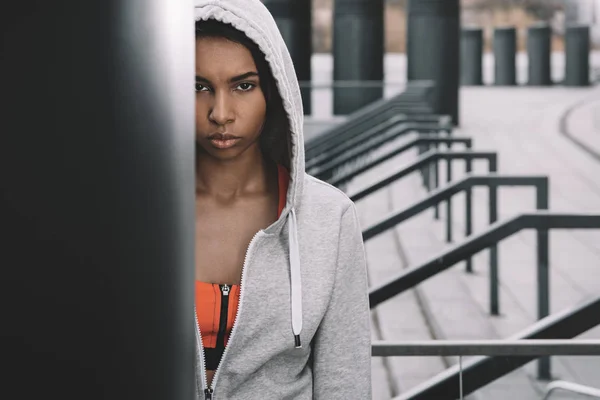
{"left": 194, "top": 305, "right": 210, "bottom": 399}
{"left": 216, "top": 284, "right": 230, "bottom": 349}
{"left": 196, "top": 230, "right": 263, "bottom": 400}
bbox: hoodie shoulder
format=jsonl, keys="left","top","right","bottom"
{"left": 301, "top": 173, "right": 354, "bottom": 214}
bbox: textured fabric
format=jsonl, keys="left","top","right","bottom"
{"left": 194, "top": 1, "right": 372, "bottom": 399}
{"left": 195, "top": 282, "right": 240, "bottom": 349}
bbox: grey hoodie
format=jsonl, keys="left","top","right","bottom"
{"left": 194, "top": 1, "right": 372, "bottom": 399}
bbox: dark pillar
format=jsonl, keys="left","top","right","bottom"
{"left": 494, "top": 26, "right": 517, "bottom": 86}
{"left": 333, "top": 0, "right": 384, "bottom": 115}
{"left": 461, "top": 27, "right": 484, "bottom": 86}
{"left": 0, "top": 1, "right": 195, "bottom": 399}
{"left": 527, "top": 23, "right": 552, "bottom": 86}
{"left": 264, "top": 0, "right": 312, "bottom": 114}
{"left": 407, "top": 0, "right": 460, "bottom": 125}
{"left": 564, "top": 25, "right": 590, "bottom": 86}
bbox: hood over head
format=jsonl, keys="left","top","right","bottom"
{"left": 194, "top": 0, "right": 306, "bottom": 347}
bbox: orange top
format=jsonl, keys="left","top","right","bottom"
{"left": 196, "top": 164, "right": 289, "bottom": 369}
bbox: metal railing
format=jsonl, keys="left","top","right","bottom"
{"left": 348, "top": 150, "right": 497, "bottom": 202}
{"left": 325, "top": 135, "right": 472, "bottom": 186}
{"left": 307, "top": 121, "right": 450, "bottom": 172}
{"left": 368, "top": 212, "right": 600, "bottom": 380}
{"left": 362, "top": 174, "right": 548, "bottom": 313}
{"left": 304, "top": 81, "right": 442, "bottom": 158}
{"left": 305, "top": 111, "right": 444, "bottom": 159}
{"left": 371, "top": 294, "right": 600, "bottom": 399}
{"left": 543, "top": 380, "right": 600, "bottom": 400}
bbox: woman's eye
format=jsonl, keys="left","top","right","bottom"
{"left": 236, "top": 82, "right": 255, "bottom": 91}
{"left": 195, "top": 83, "right": 209, "bottom": 92}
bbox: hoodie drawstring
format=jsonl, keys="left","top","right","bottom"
{"left": 288, "top": 207, "right": 303, "bottom": 348}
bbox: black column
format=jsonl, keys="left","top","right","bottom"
{"left": 0, "top": 1, "right": 195, "bottom": 399}
{"left": 264, "top": 0, "right": 312, "bottom": 115}
{"left": 564, "top": 25, "right": 590, "bottom": 86}
{"left": 333, "top": 0, "right": 385, "bottom": 115}
{"left": 494, "top": 26, "right": 517, "bottom": 85}
{"left": 407, "top": 0, "right": 460, "bottom": 124}
{"left": 527, "top": 23, "right": 552, "bottom": 86}
{"left": 461, "top": 27, "right": 484, "bottom": 86}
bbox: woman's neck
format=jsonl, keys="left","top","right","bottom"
{"left": 196, "top": 145, "right": 274, "bottom": 200}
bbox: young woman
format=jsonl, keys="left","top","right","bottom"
{"left": 194, "top": 1, "right": 371, "bottom": 398}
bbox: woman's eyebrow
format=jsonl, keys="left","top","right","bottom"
{"left": 195, "top": 72, "right": 259, "bottom": 84}
{"left": 229, "top": 71, "right": 259, "bottom": 83}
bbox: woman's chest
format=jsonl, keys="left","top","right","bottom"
{"left": 195, "top": 199, "right": 277, "bottom": 283}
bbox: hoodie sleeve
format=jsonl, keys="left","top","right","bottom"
{"left": 312, "top": 202, "right": 372, "bottom": 399}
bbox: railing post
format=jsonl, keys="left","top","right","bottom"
{"left": 434, "top": 142, "right": 440, "bottom": 219}
{"left": 537, "top": 177, "right": 551, "bottom": 380}
{"left": 489, "top": 155, "right": 499, "bottom": 315}
{"left": 446, "top": 146, "right": 454, "bottom": 243}
{"left": 465, "top": 142, "right": 473, "bottom": 272}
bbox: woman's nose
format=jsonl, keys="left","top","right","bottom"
{"left": 208, "top": 91, "right": 234, "bottom": 126}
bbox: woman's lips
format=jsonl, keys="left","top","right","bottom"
{"left": 209, "top": 137, "right": 241, "bottom": 149}
{"left": 207, "top": 133, "right": 241, "bottom": 150}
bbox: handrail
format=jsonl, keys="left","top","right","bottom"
{"left": 362, "top": 174, "right": 548, "bottom": 317}
{"left": 369, "top": 211, "right": 600, "bottom": 380}
{"left": 324, "top": 135, "right": 472, "bottom": 185}
{"left": 305, "top": 80, "right": 438, "bottom": 153}
{"left": 305, "top": 106, "right": 440, "bottom": 159}
{"left": 368, "top": 212, "right": 600, "bottom": 308}
{"left": 371, "top": 339, "right": 600, "bottom": 356}
{"left": 349, "top": 150, "right": 498, "bottom": 202}
{"left": 362, "top": 174, "right": 548, "bottom": 242}
{"left": 542, "top": 381, "right": 600, "bottom": 400}
{"left": 306, "top": 120, "right": 449, "bottom": 171}
{"left": 305, "top": 107, "right": 448, "bottom": 160}
{"left": 388, "top": 295, "right": 600, "bottom": 399}
{"left": 307, "top": 115, "right": 406, "bottom": 168}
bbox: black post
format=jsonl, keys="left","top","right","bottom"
{"left": 264, "top": 0, "right": 312, "bottom": 114}
{"left": 527, "top": 23, "right": 552, "bottom": 86}
{"left": 333, "top": 0, "right": 384, "bottom": 115}
{"left": 564, "top": 25, "right": 590, "bottom": 86}
{"left": 0, "top": 1, "right": 195, "bottom": 399}
{"left": 461, "top": 27, "right": 484, "bottom": 86}
{"left": 407, "top": 0, "right": 461, "bottom": 125}
{"left": 494, "top": 26, "right": 517, "bottom": 86}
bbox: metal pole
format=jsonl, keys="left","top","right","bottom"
{"left": 527, "top": 23, "right": 552, "bottom": 86}
{"left": 461, "top": 27, "right": 484, "bottom": 86}
{"left": 333, "top": 0, "right": 384, "bottom": 115}
{"left": 489, "top": 157, "right": 499, "bottom": 315}
{"left": 264, "top": 0, "right": 312, "bottom": 114}
{"left": 494, "top": 26, "right": 517, "bottom": 86}
{"left": 0, "top": 1, "right": 195, "bottom": 398}
{"left": 564, "top": 25, "right": 590, "bottom": 86}
{"left": 446, "top": 143, "right": 454, "bottom": 243}
{"left": 465, "top": 142, "right": 474, "bottom": 272}
{"left": 434, "top": 144, "right": 440, "bottom": 219}
{"left": 537, "top": 227, "right": 551, "bottom": 380}
{"left": 407, "top": 0, "right": 461, "bottom": 125}
{"left": 537, "top": 178, "right": 551, "bottom": 380}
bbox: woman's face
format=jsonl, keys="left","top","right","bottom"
{"left": 195, "top": 36, "right": 267, "bottom": 161}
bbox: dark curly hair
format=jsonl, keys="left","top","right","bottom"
{"left": 195, "top": 19, "right": 291, "bottom": 170}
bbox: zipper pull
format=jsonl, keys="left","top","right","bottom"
{"left": 204, "top": 388, "right": 213, "bottom": 400}
{"left": 221, "top": 284, "right": 230, "bottom": 296}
